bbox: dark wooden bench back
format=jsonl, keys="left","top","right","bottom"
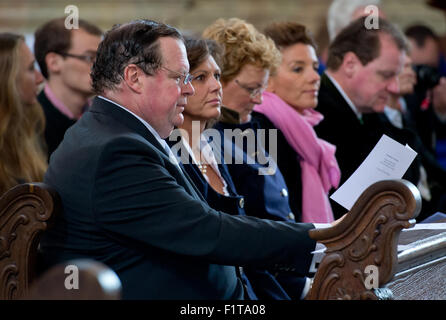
{"left": 0, "top": 183, "right": 60, "bottom": 299}
{"left": 1, "top": 180, "right": 421, "bottom": 300}
{"left": 307, "top": 179, "right": 421, "bottom": 300}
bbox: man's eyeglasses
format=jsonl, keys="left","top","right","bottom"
{"left": 161, "top": 66, "right": 194, "bottom": 85}
{"left": 235, "top": 79, "right": 266, "bottom": 98}
{"left": 56, "top": 52, "right": 96, "bottom": 64}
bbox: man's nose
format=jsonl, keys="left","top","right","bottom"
{"left": 387, "top": 76, "right": 400, "bottom": 95}
{"left": 183, "top": 81, "right": 195, "bottom": 96}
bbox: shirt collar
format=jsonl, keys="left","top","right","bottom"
{"left": 44, "top": 84, "right": 76, "bottom": 119}
{"left": 179, "top": 134, "right": 229, "bottom": 196}
{"left": 97, "top": 95, "right": 166, "bottom": 147}
{"left": 220, "top": 106, "right": 242, "bottom": 124}
{"left": 325, "top": 72, "right": 362, "bottom": 120}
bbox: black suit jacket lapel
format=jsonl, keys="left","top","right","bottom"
{"left": 90, "top": 97, "right": 205, "bottom": 201}
{"left": 90, "top": 97, "right": 168, "bottom": 156}
{"left": 320, "top": 74, "right": 363, "bottom": 129}
{"left": 170, "top": 138, "right": 208, "bottom": 203}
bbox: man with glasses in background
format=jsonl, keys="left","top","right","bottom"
{"left": 34, "top": 17, "right": 102, "bottom": 158}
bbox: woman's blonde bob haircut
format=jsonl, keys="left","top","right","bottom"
{"left": 202, "top": 18, "right": 281, "bottom": 83}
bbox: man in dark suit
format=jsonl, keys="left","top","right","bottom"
{"left": 40, "top": 20, "right": 318, "bottom": 300}
{"left": 34, "top": 18, "right": 102, "bottom": 158}
{"left": 314, "top": 17, "right": 414, "bottom": 218}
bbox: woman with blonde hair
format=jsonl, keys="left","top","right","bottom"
{"left": 0, "top": 33, "right": 47, "bottom": 195}
{"left": 203, "top": 18, "right": 316, "bottom": 299}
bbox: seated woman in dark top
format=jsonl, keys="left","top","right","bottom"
{"left": 202, "top": 18, "right": 316, "bottom": 299}
{"left": 168, "top": 36, "right": 291, "bottom": 300}
{"left": 203, "top": 18, "right": 296, "bottom": 223}
{"left": 0, "top": 33, "right": 47, "bottom": 195}
{"left": 254, "top": 22, "right": 341, "bottom": 223}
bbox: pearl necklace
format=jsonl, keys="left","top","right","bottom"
{"left": 197, "top": 163, "right": 207, "bottom": 174}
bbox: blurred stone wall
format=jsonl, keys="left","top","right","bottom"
{"left": 0, "top": 0, "right": 444, "bottom": 42}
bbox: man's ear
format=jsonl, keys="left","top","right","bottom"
{"left": 342, "top": 52, "right": 361, "bottom": 78}
{"left": 45, "top": 52, "right": 63, "bottom": 75}
{"left": 123, "top": 64, "right": 143, "bottom": 93}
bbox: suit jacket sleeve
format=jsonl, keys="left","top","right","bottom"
{"left": 92, "top": 136, "right": 316, "bottom": 276}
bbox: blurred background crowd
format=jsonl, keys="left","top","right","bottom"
{"left": 2, "top": 0, "right": 446, "bottom": 299}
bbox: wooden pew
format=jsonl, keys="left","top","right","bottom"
{"left": 0, "top": 180, "right": 429, "bottom": 300}
{"left": 0, "top": 183, "right": 59, "bottom": 299}
{"left": 307, "top": 179, "right": 421, "bottom": 300}
{"left": 385, "top": 226, "right": 446, "bottom": 299}
{"left": 0, "top": 183, "right": 122, "bottom": 300}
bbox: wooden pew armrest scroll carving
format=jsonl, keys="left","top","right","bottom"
{"left": 306, "top": 179, "right": 421, "bottom": 300}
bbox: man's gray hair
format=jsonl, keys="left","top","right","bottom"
{"left": 91, "top": 19, "right": 183, "bottom": 94}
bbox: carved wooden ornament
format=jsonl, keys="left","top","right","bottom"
{"left": 0, "top": 183, "right": 59, "bottom": 300}
{"left": 307, "top": 179, "right": 421, "bottom": 300}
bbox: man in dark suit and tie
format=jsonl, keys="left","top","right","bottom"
{"left": 314, "top": 17, "right": 418, "bottom": 219}
{"left": 40, "top": 19, "right": 319, "bottom": 300}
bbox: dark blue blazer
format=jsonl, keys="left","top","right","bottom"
{"left": 213, "top": 108, "right": 310, "bottom": 299}
{"left": 40, "top": 97, "right": 316, "bottom": 300}
{"left": 251, "top": 111, "right": 303, "bottom": 222}
{"left": 168, "top": 138, "right": 291, "bottom": 300}
{"left": 213, "top": 110, "right": 296, "bottom": 223}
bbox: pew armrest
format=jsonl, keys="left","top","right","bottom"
{"left": 0, "top": 183, "right": 61, "bottom": 299}
{"left": 307, "top": 179, "right": 421, "bottom": 300}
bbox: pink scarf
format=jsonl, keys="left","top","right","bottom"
{"left": 254, "top": 91, "right": 340, "bottom": 223}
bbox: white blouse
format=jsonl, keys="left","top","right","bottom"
{"left": 180, "top": 135, "right": 229, "bottom": 196}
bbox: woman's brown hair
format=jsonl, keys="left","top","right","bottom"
{"left": 263, "top": 21, "right": 317, "bottom": 51}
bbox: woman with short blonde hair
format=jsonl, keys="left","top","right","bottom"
{"left": 204, "top": 18, "right": 315, "bottom": 299}
{"left": 203, "top": 18, "right": 280, "bottom": 83}
{"left": 203, "top": 18, "right": 280, "bottom": 123}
